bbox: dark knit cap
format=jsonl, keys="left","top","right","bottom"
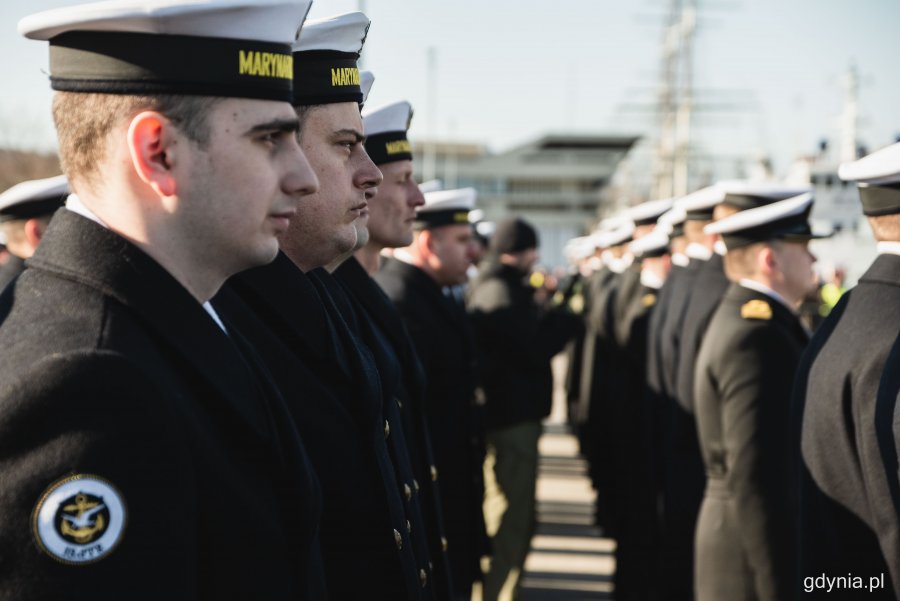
{"left": 490, "top": 217, "right": 538, "bottom": 254}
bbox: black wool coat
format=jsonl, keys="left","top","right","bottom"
{"left": 215, "top": 255, "right": 429, "bottom": 600}
{"left": 793, "top": 253, "right": 900, "bottom": 599}
{"left": 334, "top": 256, "right": 454, "bottom": 600}
{"left": 694, "top": 284, "right": 809, "bottom": 601}
{"left": 0, "top": 210, "right": 324, "bottom": 600}
{"left": 376, "top": 257, "right": 488, "bottom": 590}
{"left": 0, "top": 254, "right": 24, "bottom": 294}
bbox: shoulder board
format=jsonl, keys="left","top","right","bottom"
{"left": 641, "top": 293, "right": 657, "bottom": 308}
{"left": 741, "top": 299, "right": 772, "bottom": 320}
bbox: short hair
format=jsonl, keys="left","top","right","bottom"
{"left": 724, "top": 240, "right": 781, "bottom": 281}
{"left": 867, "top": 214, "right": 900, "bottom": 242}
{"left": 52, "top": 92, "right": 221, "bottom": 187}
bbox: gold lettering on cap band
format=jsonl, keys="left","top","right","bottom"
{"left": 239, "top": 51, "right": 293, "bottom": 80}
{"left": 385, "top": 140, "right": 412, "bottom": 155}
{"left": 331, "top": 67, "right": 361, "bottom": 87}
{"left": 454, "top": 212, "right": 470, "bottom": 223}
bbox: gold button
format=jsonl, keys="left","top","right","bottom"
{"left": 395, "top": 396, "right": 403, "bottom": 409}
{"left": 413, "top": 479, "right": 420, "bottom": 493}
{"left": 419, "top": 569, "right": 428, "bottom": 587}
{"left": 429, "top": 561, "right": 434, "bottom": 571}
{"left": 384, "top": 420, "right": 391, "bottom": 439}
{"left": 404, "top": 483, "right": 412, "bottom": 501}
{"left": 441, "top": 536, "right": 448, "bottom": 552}
{"left": 406, "top": 520, "right": 412, "bottom": 533}
{"left": 393, "top": 529, "right": 402, "bottom": 550}
{"left": 430, "top": 465, "right": 438, "bottom": 482}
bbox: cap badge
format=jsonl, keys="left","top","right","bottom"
{"left": 741, "top": 299, "right": 772, "bottom": 321}
{"left": 33, "top": 474, "right": 127, "bottom": 565}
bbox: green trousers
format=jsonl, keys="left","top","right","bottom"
{"left": 482, "top": 420, "right": 542, "bottom": 601}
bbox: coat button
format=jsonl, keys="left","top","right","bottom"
{"left": 419, "top": 569, "right": 428, "bottom": 587}
{"left": 395, "top": 396, "right": 403, "bottom": 409}
{"left": 413, "top": 479, "right": 420, "bottom": 493}
{"left": 441, "top": 536, "right": 448, "bottom": 552}
{"left": 430, "top": 465, "right": 438, "bottom": 482}
{"left": 393, "top": 529, "right": 402, "bottom": 550}
{"left": 384, "top": 420, "right": 391, "bottom": 439}
{"left": 404, "top": 483, "right": 412, "bottom": 501}
{"left": 406, "top": 520, "right": 412, "bottom": 533}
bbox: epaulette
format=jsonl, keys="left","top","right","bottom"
{"left": 741, "top": 299, "right": 772, "bottom": 320}
{"left": 641, "top": 293, "right": 657, "bottom": 308}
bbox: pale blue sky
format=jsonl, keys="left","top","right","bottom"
{"left": 2, "top": 0, "right": 898, "bottom": 184}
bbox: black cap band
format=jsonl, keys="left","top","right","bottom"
{"left": 415, "top": 209, "right": 471, "bottom": 229}
{"left": 685, "top": 207, "right": 715, "bottom": 221}
{"left": 633, "top": 215, "right": 662, "bottom": 227}
{"left": 292, "top": 50, "right": 361, "bottom": 106}
{"left": 49, "top": 31, "right": 293, "bottom": 101}
{"left": 670, "top": 223, "right": 685, "bottom": 238}
{"left": 722, "top": 193, "right": 784, "bottom": 210}
{"left": 0, "top": 196, "right": 65, "bottom": 222}
{"left": 859, "top": 184, "right": 900, "bottom": 217}
{"left": 365, "top": 131, "right": 412, "bottom": 165}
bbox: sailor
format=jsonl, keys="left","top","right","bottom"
{"left": 0, "top": 174, "right": 68, "bottom": 292}
{"left": 794, "top": 141, "right": 900, "bottom": 599}
{"left": 213, "top": 13, "right": 437, "bottom": 600}
{"left": 653, "top": 185, "right": 721, "bottom": 600}
{"left": 0, "top": 0, "right": 323, "bottom": 598}
{"left": 694, "top": 193, "right": 819, "bottom": 601}
{"left": 376, "top": 187, "right": 489, "bottom": 601}
{"left": 333, "top": 97, "right": 455, "bottom": 599}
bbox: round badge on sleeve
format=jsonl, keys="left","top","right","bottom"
{"left": 32, "top": 474, "right": 127, "bottom": 565}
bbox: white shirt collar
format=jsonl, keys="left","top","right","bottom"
{"left": 877, "top": 241, "right": 900, "bottom": 257}
{"left": 671, "top": 252, "right": 690, "bottom": 267}
{"left": 64, "top": 194, "right": 228, "bottom": 334}
{"left": 640, "top": 268, "right": 664, "bottom": 289}
{"left": 739, "top": 278, "right": 794, "bottom": 312}
{"left": 608, "top": 253, "right": 634, "bottom": 274}
{"left": 685, "top": 242, "right": 713, "bottom": 262}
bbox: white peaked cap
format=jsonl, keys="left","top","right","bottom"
{"left": 20, "top": 0, "right": 311, "bottom": 43}
{"left": 421, "top": 188, "right": 476, "bottom": 213}
{"left": 705, "top": 192, "right": 813, "bottom": 236}
{"left": 676, "top": 185, "right": 726, "bottom": 215}
{"left": 838, "top": 141, "right": 900, "bottom": 186}
{"left": 418, "top": 180, "right": 443, "bottom": 194}
{"left": 628, "top": 228, "right": 670, "bottom": 257}
{"left": 626, "top": 197, "right": 675, "bottom": 225}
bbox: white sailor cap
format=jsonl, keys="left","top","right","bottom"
{"left": 20, "top": 0, "right": 312, "bottom": 102}
{"left": 838, "top": 141, "right": 900, "bottom": 216}
{"left": 598, "top": 214, "right": 631, "bottom": 232}
{"left": 626, "top": 198, "right": 675, "bottom": 227}
{"left": 716, "top": 180, "right": 813, "bottom": 211}
{"left": 418, "top": 180, "right": 442, "bottom": 194}
{"left": 292, "top": 12, "right": 371, "bottom": 106}
{"left": 657, "top": 206, "right": 687, "bottom": 237}
{"left": 0, "top": 175, "right": 69, "bottom": 223}
{"left": 603, "top": 221, "right": 636, "bottom": 248}
{"left": 676, "top": 186, "right": 725, "bottom": 221}
{"left": 359, "top": 70, "right": 374, "bottom": 107}
{"left": 628, "top": 227, "right": 670, "bottom": 258}
{"left": 363, "top": 100, "right": 413, "bottom": 165}
{"left": 704, "top": 192, "right": 819, "bottom": 250}
{"left": 416, "top": 188, "right": 476, "bottom": 229}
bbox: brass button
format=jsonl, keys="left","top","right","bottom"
{"left": 441, "top": 536, "right": 448, "bottom": 552}
{"left": 406, "top": 520, "right": 412, "bottom": 533}
{"left": 429, "top": 561, "right": 433, "bottom": 571}
{"left": 403, "top": 483, "right": 412, "bottom": 501}
{"left": 393, "top": 529, "right": 402, "bottom": 550}
{"left": 395, "top": 396, "right": 403, "bottom": 409}
{"left": 384, "top": 420, "right": 391, "bottom": 439}
{"left": 413, "top": 479, "right": 420, "bottom": 493}
{"left": 430, "top": 465, "right": 438, "bottom": 482}
{"left": 419, "top": 569, "right": 428, "bottom": 587}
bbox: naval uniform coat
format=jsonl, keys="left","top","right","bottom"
{"left": 793, "top": 253, "right": 900, "bottom": 599}
{"left": 0, "top": 210, "right": 325, "bottom": 600}
{"left": 376, "top": 257, "right": 488, "bottom": 591}
{"left": 334, "top": 256, "right": 453, "bottom": 599}
{"left": 214, "top": 255, "right": 427, "bottom": 600}
{"left": 0, "top": 254, "right": 24, "bottom": 294}
{"left": 694, "top": 283, "right": 809, "bottom": 601}
{"left": 675, "top": 252, "right": 730, "bottom": 416}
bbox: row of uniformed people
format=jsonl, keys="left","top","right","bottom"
{"left": 0, "top": 2, "right": 491, "bottom": 600}
{"left": 566, "top": 144, "right": 900, "bottom": 600}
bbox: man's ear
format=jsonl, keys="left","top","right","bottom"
{"left": 419, "top": 229, "right": 435, "bottom": 253}
{"left": 127, "top": 111, "right": 178, "bottom": 197}
{"left": 759, "top": 245, "right": 777, "bottom": 275}
{"left": 23, "top": 217, "right": 46, "bottom": 249}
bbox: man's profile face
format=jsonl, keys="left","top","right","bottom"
{"left": 280, "top": 102, "right": 382, "bottom": 269}
{"left": 177, "top": 98, "right": 317, "bottom": 276}
{"left": 366, "top": 159, "right": 424, "bottom": 249}
{"left": 773, "top": 239, "right": 817, "bottom": 305}
{"left": 431, "top": 223, "right": 475, "bottom": 286}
